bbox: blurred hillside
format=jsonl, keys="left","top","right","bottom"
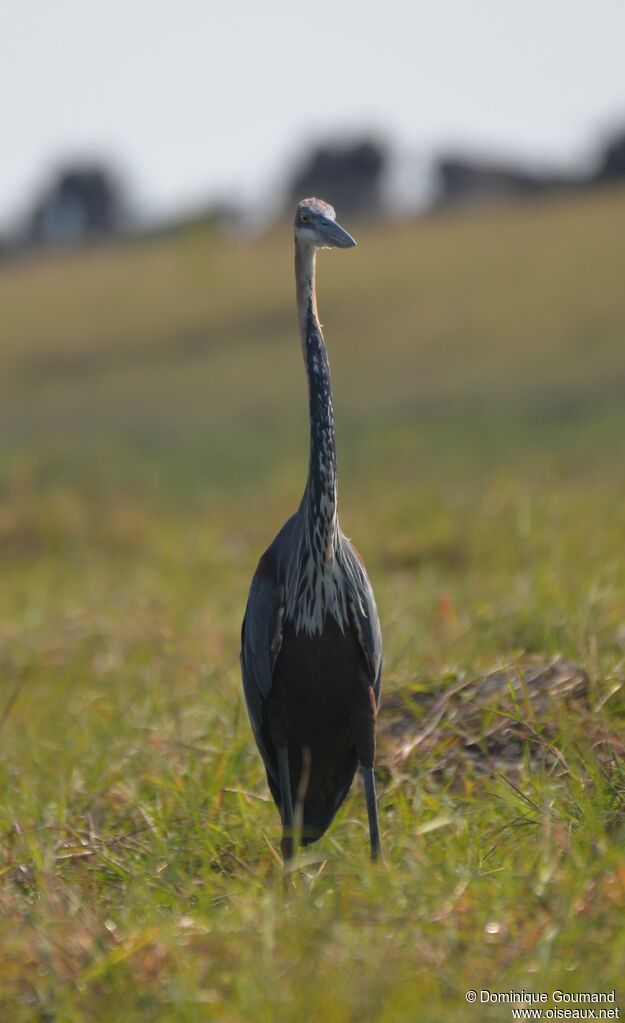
{"left": 2, "top": 184, "right": 625, "bottom": 513}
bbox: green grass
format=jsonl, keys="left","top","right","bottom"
{"left": 2, "top": 187, "right": 625, "bottom": 1020}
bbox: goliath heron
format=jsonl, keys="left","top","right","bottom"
{"left": 240, "top": 198, "right": 382, "bottom": 862}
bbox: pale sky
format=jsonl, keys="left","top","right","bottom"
{"left": 2, "top": 0, "right": 625, "bottom": 230}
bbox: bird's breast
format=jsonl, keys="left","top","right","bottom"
{"left": 285, "top": 556, "right": 349, "bottom": 637}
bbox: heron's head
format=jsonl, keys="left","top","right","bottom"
{"left": 294, "top": 198, "right": 356, "bottom": 250}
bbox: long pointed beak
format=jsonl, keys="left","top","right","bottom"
{"left": 319, "top": 217, "right": 357, "bottom": 249}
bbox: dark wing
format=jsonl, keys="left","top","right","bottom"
{"left": 338, "top": 535, "right": 383, "bottom": 704}
{"left": 240, "top": 547, "right": 285, "bottom": 786}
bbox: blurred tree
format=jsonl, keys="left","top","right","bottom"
{"left": 29, "top": 165, "right": 125, "bottom": 247}
{"left": 287, "top": 139, "right": 386, "bottom": 217}
{"left": 594, "top": 128, "right": 625, "bottom": 184}
{"left": 435, "top": 155, "right": 573, "bottom": 208}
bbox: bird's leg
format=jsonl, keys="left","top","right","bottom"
{"left": 293, "top": 744, "right": 311, "bottom": 852}
{"left": 353, "top": 685, "right": 382, "bottom": 861}
{"left": 268, "top": 696, "right": 295, "bottom": 865}
{"left": 362, "top": 765, "right": 382, "bottom": 862}
{"left": 277, "top": 744, "right": 295, "bottom": 863}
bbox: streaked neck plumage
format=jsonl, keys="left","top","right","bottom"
{"left": 295, "top": 237, "right": 338, "bottom": 563}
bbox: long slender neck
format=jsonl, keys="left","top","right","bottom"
{"left": 294, "top": 237, "right": 338, "bottom": 557}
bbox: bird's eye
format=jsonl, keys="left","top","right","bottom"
{"left": 300, "top": 214, "right": 309, "bottom": 222}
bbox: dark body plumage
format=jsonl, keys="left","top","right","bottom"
{"left": 240, "top": 198, "right": 382, "bottom": 860}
